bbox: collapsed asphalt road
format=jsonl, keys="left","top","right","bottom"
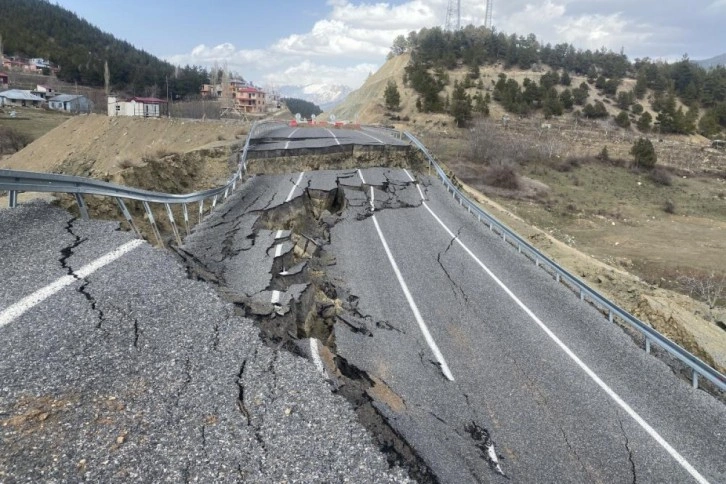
{"left": 0, "top": 201, "right": 412, "bottom": 483}
{"left": 179, "top": 167, "right": 726, "bottom": 483}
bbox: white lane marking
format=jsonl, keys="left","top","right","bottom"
{"left": 0, "top": 240, "right": 145, "bottom": 328}
{"left": 371, "top": 214, "right": 455, "bottom": 381}
{"left": 271, "top": 290, "right": 281, "bottom": 305}
{"left": 415, "top": 182, "right": 709, "bottom": 484}
{"left": 325, "top": 128, "right": 341, "bottom": 146}
{"left": 275, "top": 230, "right": 284, "bottom": 240}
{"left": 370, "top": 186, "right": 375, "bottom": 212}
{"left": 285, "top": 172, "right": 305, "bottom": 203}
{"left": 403, "top": 169, "right": 427, "bottom": 200}
{"left": 358, "top": 130, "right": 384, "bottom": 144}
{"left": 274, "top": 244, "right": 283, "bottom": 258}
{"left": 284, "top": 128, "right": 300, "bottom": 150}
{"left": 357, "top": 169, "right": 366, "bottom": 185}
{"left": 310, "top": 338, "right": 327, "bottom": 376}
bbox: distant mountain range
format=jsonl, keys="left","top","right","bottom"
{"left": 278, "top": 84, "right": 352, "bottom": 111}
{"left": 694, "top": 53, "right": 726, "bottom": 69}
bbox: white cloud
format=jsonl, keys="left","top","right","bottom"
{"left": 166, "top": 0, "right": 697, "bottom": 90}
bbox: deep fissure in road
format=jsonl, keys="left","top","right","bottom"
{"left": 175, "top": 172, "right": 510, "bottom": 483}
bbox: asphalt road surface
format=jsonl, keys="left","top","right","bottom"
{"left": 181, "top": 166, "right": 726, "bottom": 483}
{"left": 248, "top": 125, "right": 409, "bottom": 152}
{"left": 0, "top": 201, "right": 411, "bottom": 483}
{"left": 2, "top": 125, "right": 725, "bottom": 483}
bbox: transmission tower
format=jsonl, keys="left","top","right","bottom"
{"left": 485, "top": 0, "right": 494, "bottom": 29}
{"left": 444, "top": 0, "right": 461, "bottom": 31}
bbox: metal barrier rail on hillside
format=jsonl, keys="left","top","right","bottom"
{"left": 0, "top": 120, "right": 281, "bottom": 247}
{"left": 403, "top": 130, "right": 726, "bottom": 393}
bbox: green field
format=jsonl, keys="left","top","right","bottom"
{"left": 0, "top": 107, "right": 72, "bottom": 142}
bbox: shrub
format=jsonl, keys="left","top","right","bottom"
{"left": 649, "top": 168, "right": 672, "bottom": 186}
{"left": 0, "top": 126, "right": 33, "bottom": 153}
{"left": 598, "top": 146, "right": 610, "bottom": 162}
{"left": 484, "top": 164, "right": 520, "bottom": 190}
{"left": 663, "top": 199, "right": 676, "bottom": 214}
{"left": 630, "top": 137, "right": 657, "bottom": 169}
{"left": 615, "top": 111, "right": 631, "bottom": 128}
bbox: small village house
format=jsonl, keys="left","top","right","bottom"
{"left": 0, "top": 89, "right": 45, "bottom": 107}
{"left": 34, "top": 84, "right": 56, "bottom": 99}
{"left": 108, "top": 96, "right": 168, "bottom": 117}
{"left": 49, "top": 94, "right": 93, "bottom": 113}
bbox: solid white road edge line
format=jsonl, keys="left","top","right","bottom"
{"left": 0, "top": 239, "right": 145, "bottom": 328}
{"left": 309, "top": 338, "right": 327, "bottom": 376}
{"left": 287, "top": 127, "right": 300, "bottom": 139}
{"left": 371, "top": 213, "right": 455, "bottom": 382}
{"left": 285, "top": 172, "right": 305, "bottom": 203}
{"left": 415, "top": 184, "right": 709, "bottom": 483}
{"left": 274, "top": 244, "right": 284, "bottom": 258}
{"left": 357, "top": 169, "right": 366, "bottom": 185}
{"left": 403, "top": 169, "right": 427, "bottom": 200}
{"left": 325, "top": 128, "right": 341, "bottom": 146}
{"left": 370, "top": 186, "right": 375, "bottom": 212}
{"left": 358, "top": 131, "right": 384, "bottom": 144}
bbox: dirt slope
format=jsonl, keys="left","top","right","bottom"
{"left": 0, "top": 114, "right": 248, "bottom": 177}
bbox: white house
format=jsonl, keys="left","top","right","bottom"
{"left": 49, "top": 94, "right": 93, "bottom": 113}
{"left": 108, "top": 96, "right": 168, "bottom": 117}
{"left": 0, "top": 89, "right": 45, "bottom": 107}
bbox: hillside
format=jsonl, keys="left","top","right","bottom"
{"left": 0, "top": 0, "right": 206, "bottom": 97}
{"left": 696, "top": 53, "right": 726, "bottom": 69}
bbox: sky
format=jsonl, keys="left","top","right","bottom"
{"left": 53, "top": 0, "right": 726, "bottom": 90}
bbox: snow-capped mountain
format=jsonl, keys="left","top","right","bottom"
{"left": 278, "top": 84, "right": 352, "bottom": 111}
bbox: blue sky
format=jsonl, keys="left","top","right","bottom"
{"left": 53, "top": 1, "right": 726, "bottom": 90}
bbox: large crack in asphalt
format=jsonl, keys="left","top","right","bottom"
{"left": 59, "top": 218, "right": 107, "bottom": 329}
{"left": 173, "top": 173, "right": 505, "bottom": 483}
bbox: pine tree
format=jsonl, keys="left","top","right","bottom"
{"left": 384, "top": 80, "right": 401, "bottom": 111}
{"left": 450, "top": 80, "right": 472, "bottom": 127}
{"left": 631, "top": 138, "right": 657, "bottom": 169}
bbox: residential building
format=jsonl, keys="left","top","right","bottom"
{"left": 108, "top": 96, "right": 168, "bottom": 117}
{"left": 49, "top": 94, "right": 93, "bottom": 113}
{"left": 34, "top": 84, "right": 56, "bottom": 99}
{"left": 0, "top": 89, "right": 45, "bottom": 107}
{"left": 200, "top": 79, "right": 268, "bottom": 113}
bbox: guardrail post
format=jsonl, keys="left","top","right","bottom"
{"left": 212, "top": 195, "right": 218, "bottom": 209}
{"left": 518, "top": 244, "right": 522, "bottom": 253}
{"left": 8, "top": 190, "right": 18, "bottom": 208}
{"left": 645, "top": 338, "right": 651, "bottom": 354}
{"left": 165, "top": 203, "right": 182, "bottom": 246}
{"left": 692, "top": 370, "right": 699, "bottom": 389}
{"left": 535, "top": 257, "right": 540, "bottom": 267}
{"left": 556, "top": 273, "right": 561, "bottom": 283}
{"left": 143, "top": 201, "right": 164, "bottom": 247}
{"left": 579, "top": 289, "right": 584, "bottom": 301}
{"left": 74, "top": 193, "right": 89, "bottom": 221}
{"left": 223, "top": 187, "right": 229, "bottom": 200}
{"left": 608, "top": 309, "right": 613, "bottom": 323}
{"left": 182, "top": 203, "right": 190, "bottom": 236}
{"left": 198, "top": 200, "right": 204, "bottom": 224}
{"left": 115, "top": 198, "right": 142, "bottom": 238}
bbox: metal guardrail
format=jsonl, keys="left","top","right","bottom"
{"left": 0, "top": 120, "right": 281, "bottom": 247}
{"left": 403, "top": 130, "right": 726, "bottom": 393}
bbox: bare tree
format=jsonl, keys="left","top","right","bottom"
{"left": 679, "top": 272, "right": 726, "bottom": 318}
{"left": 104, "top": 60, "right": 110, "bottom": 95}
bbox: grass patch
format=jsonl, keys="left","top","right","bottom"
{"left": 0, "top": 108, "right": 72, "bottom": 142}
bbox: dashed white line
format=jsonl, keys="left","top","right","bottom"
{"left": 325, "top": 128, "right": 341, "bottom": 146}
{"left": 270, "top": 290, "right": 282, "bottom": 305}
{"left": 0, "top": 239, "right": 145, "bottom": 328}
{"left": 371, "top": 213, "right": 455, "bottom": 382}
{"left": 370, "top": 186, "right": 375, "bottom": 212}
{"left": 408, "top": 170, "right": 709, "bottom": 484}
{"left": 310, "top": 338, "right": 327, "bottom": 376}
{"left": 274, "top": 244, "right": 284, "bottom": 258}
{"left": 357, "top": 169, "right": 366, "bottom": 185}
{"left": 285, "top": 172, "right": 305, "bottom": 203}
{"left": 285, "top": 128, "right": 301, "bottom": 150}
{"left": 275, "top": 230, "right": 284, "bottom": 240}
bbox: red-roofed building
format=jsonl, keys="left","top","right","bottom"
{"left": 107, "top": 96, "right": 168, "bottom": 117}
{"left": 201, "top": 79, "right": 268, "bottom": 113}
